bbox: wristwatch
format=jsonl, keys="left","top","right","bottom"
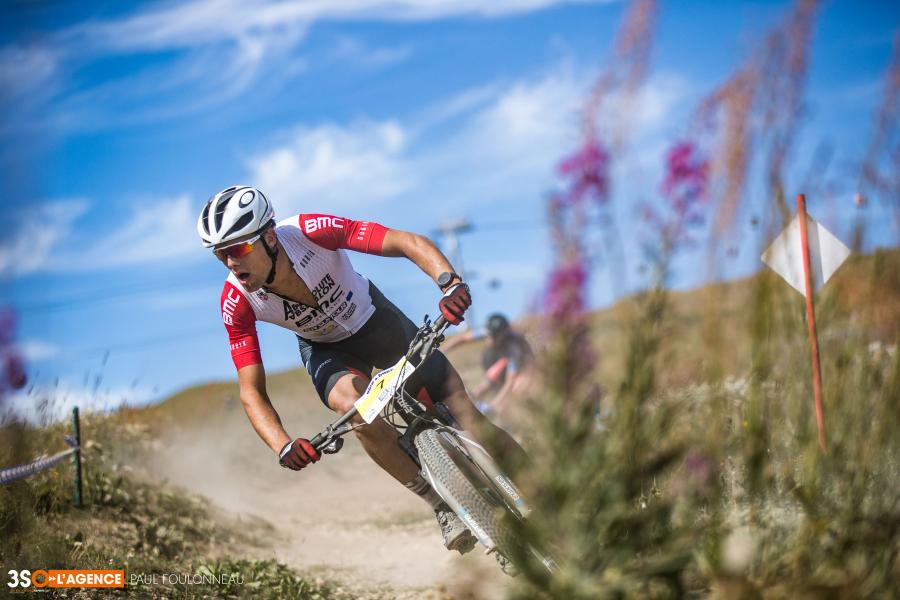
{"left": 437, "top": 271, "right": 461, "bottom": 291}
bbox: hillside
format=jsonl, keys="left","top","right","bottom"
{"left": 3, "top": 247, "right": 896, "bottom": 598}
{"left": 146, "top": 246, "right": 899, "bottom": 428}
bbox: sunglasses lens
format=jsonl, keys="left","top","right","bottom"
{"left": 216, "top": 241, "right": 254, "bottom": 261}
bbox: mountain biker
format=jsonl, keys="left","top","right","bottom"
{"left": 198, "top": 185, "right": 526, "bottom": 554}
{"left": 441, "top": 313, "right": 535, "bottom": 416}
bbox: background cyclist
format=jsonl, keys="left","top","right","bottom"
{"left": 442, "top": 313, "right": 535, "bottom": 417}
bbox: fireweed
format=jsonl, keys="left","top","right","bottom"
{"left": 640, "top": 140, "right": 710, "bottom": 284}
{"left": 505, "top": 1, "right": 898, "bottom": 598}
{"left": 0, "top": 307, "right": 27, "bottom": 394}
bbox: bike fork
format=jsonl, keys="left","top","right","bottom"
{"left": 419, "top": 461, "right": 499, "bottom": 551}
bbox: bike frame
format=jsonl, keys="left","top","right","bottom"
{"left": 308, "top": 314, "right": 452, "bottom": 455}
{"left": 306, "top": 315, "right": 527, "bottom": 515}
{"left": 305, "top": 315, "right": 546, "bottom": 563}
{"left": 302, "top": 316, "right": 558, "bottom": 573}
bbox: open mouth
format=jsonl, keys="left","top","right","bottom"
{"left": 236, "top": 272, "right": 251, "bottom": 284}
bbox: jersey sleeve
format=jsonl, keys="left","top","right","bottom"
{"left": 485, "top": 357, "right": 510, "bottom": 383}
{"left": 298, "top": 214, "right": 388, "bottom": 255}
{"left": 221, "top": 282, "right": 261, "bottom": 370}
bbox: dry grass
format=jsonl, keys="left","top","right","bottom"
{"left": 497, "top": 248, "right": 899, "bottom": 599}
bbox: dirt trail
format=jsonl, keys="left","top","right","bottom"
{"left": 145, "top": 391, "right": 511, "bottom": 598}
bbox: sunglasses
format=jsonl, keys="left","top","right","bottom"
{"left": 214, "top": 233, "right": 261, "bottom": 261}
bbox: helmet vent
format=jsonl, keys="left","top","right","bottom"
{"left": 200, "top": 202, "right": 212, "bottom": 235}
{"left": 223, "top": 212, "right": 253, "bottom": 239}
{"left": 213, "top": 188, "right": 238, "bottom": 231}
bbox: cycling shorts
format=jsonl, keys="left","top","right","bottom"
{"left": 297, "top": 282, "right": 450, "bottom": 407}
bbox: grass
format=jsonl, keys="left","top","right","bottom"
{"left": 0, "top": 411, "right": 349, "bottom": 599}
{"left": 498, "top": 249, "right": 900, "bottom": 598}
{"left": 4, "top": 249, "right": 896, "bottom": 598}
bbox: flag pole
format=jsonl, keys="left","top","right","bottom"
{"left": 796, "top": 194, "right": 827, "bottom": 453}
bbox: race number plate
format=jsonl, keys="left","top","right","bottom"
{"left": 354, "top": 358, "right": 416, "bottom": 423}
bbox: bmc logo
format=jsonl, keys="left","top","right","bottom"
{"left": 304, "top": 216, "right": 344, "bottom": 233}
{"left": 222, "top": 288, "right": 241, "bottom": 325}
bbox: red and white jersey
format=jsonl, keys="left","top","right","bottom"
{"left": 221, "top": 214, "right": 389, "bottom": 370}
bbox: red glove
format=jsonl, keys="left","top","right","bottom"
{"left": 279, "top": 438, "right": 320, "bottom": 470}
{"left": 439, "top": 283, "right": 471, "bottom": 325}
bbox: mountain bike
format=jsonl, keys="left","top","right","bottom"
{"left": 306, "top": 315, "right": 557, "bottom": 576}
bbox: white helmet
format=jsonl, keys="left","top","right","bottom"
{"left": 197, "top": 185, "right": 274, "bottom": 248}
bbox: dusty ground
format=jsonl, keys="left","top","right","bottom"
{"left": 144, "top": 383, "right": 512, "bottom": 599}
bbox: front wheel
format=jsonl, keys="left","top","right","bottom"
{"left": 414, "top": 428, "right": 525, "bottom": 570}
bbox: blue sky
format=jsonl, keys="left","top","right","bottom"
{"left": 1, "top": 0, "right": 897, "bottom": 422}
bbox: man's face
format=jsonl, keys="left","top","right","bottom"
{"left": 214, "top": 229, "right": 275, "bottom": 292}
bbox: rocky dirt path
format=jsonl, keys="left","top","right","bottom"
{"left": 146, "top": 396, "right": 511, "bottom": 599}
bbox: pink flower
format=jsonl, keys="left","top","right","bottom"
{"left": 5, "top": 355, "right": 26, "bottom": 390}
{"left": 557, "top": 141, "right": 611, "bottom": 205}
{"left": 660, "top": 141, "right": 709, "bottom": 221}
{"left": 680, "top": 451, "right": 715, "bottom": 499}
{"left": 0, "top": 307, "right": 27, "bottom": 392}
{"left": 544, "top": 260, "right": 589, "bottom": 322}
{"left": 643, "top": 140, "right": 710, "bottom": 255}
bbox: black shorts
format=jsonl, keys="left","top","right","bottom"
{"left": 297, "top": 282, "right": 451, "bottom": 407}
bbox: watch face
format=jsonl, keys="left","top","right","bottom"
{"left": 439, "top": 272, "right": 453, "bottom": 287}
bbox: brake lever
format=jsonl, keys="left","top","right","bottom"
{"left": 322, "top": 437, "right": 344, "bottom": 454}
{"left": 417, "top": 315, "right": 450, "bottom": 361}
{"left": 311, "top": 423, "right": 351, "bottom": 454}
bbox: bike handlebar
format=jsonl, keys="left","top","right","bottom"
{"left": 431, "top": 315, "right": 450, "bottom": 339}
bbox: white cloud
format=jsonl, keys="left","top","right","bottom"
{"left": 453, "top": 70, "right": 689, "bottom": 198}
{"left": 412, "top": 83, "right": 501, "bottom": 130}
{"left": 0, "top": 43, "right": 60, "bottom": 98}
{"left": 0, "top": 200, "right": 90, "bottom": 277}
{"left": 16, "top": 340, "right": 60, "bottom": 362}
{"left": 247, "top": 120, "right": 415, "bottom": 214}
{"left": 0, "top": 63, "right": 686, "bottom": 280}
{"left": 66, "top": 0, "right": 306, "bottom": 53}
{"left": 42, "top": 24, "right": 308, "bottom": 132}
{"left": 1, "top": 195, "right": 202, "bottom": 276}
{"left": 1, "top": 383, "right": 154, "bottom": 426}
{"left": 70, "top": 195, "right": 200, "bottom": 269}
{"left": 68, "top": 0, "right": 612, "bottom": 54}
{"left": 629, "top": 74, "right": 690, "bottom": 133}
{"left": 408, "top": 67, "right": 587, "bottom": 206}
{"left": 243, "top": 67, "right": 688, "bottom": 213}
{"left": 328, "top": 36, "right": 412, "bottom": 69}
{"left": 459, "top": 70, "right": 584, "bottom": 160}
{"left": 3, "top": 0, "right": 614, "bottom": 132}
{"left": 242, "top": 68, "right": 585, "bottom": 214}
